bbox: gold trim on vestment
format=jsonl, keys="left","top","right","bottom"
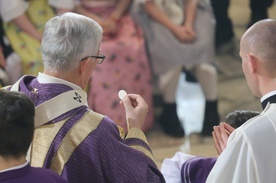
{"left": 50, "top": 111, "right": 104, "bottom": 175}
{"left": 34, "top": 90, "right": 88, "bottom": 128}
{"left": 126, "top": 128, "right": 149, "bottom": 146}
{"left": 126, "top": 128, "right": 156, "bottom": 164}
{"left": 129, "top": 145, "right": 156, "bottom": 164}
{"left": 31, "top": 118, "right": 68, "bottom": 167}
{"left": 118, "top": 126, "right": 126, "bottom": 138}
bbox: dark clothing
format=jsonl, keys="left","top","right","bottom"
{"left": 0, "top": 163, "right": 68, "bottom": 183}
{"left": 210, "top": 0, "right": 234, "bottom": 48}
{"left": 249, "top": 0, "right": 274, "bottom": 27}
{"left": 0, "top": 18, "right": 12, "bottom": 58}
{"left": 211, "top": 0, "right": 273, "bottom": 47}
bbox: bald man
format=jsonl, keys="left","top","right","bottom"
{"left": 207, "top": 19, "right": 276, "bottom": 183}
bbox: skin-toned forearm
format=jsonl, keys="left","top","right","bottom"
{"left": 109, "top": 0, "right": 131, "bottom": 20}
{"left": 183, "top": 0, "right": 197, "bottom": 27}
{"left": 12, "top": 14, "right": 42, "bottom": 41}
{"left": 143, "top": 2, "right": 176, "bottom": 31}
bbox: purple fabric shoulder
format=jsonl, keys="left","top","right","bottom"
{"left": 16, "top": 76, "right": 73, "bottom": 106}
{"left": 0, "top": 164, "right": 67, "bottom": 183}
{"left": 181, "top": 156, "right": 217, "bottom": 183}
{"left": 62, "top": 114, "right": 165, "bottom": 183}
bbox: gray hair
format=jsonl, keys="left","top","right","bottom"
{"left": 41, "top": 12, "right": 103, "bottom": 73}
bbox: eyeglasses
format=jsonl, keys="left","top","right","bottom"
{"left": 80, "top": 54, "right": 105, "bottom": 64}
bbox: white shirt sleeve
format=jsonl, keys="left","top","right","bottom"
{"left": 48, "top": 0, "right": 80, "bottom": 10}
{"left": 206, "top": 129, "right": 259, "bottom": 183}
{"left": 0, "top": 0, "right": 28, "bottom": 22}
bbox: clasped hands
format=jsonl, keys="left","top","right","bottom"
{"left": 212, "top": 123, "right": 235, "bottom": 155}
{"left": 171, "top": 24, "right": 196, "bottom": 43}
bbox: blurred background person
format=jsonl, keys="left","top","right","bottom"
{"left": 247, "top": 0, "right": 273, "bottom": 27}
{"left": 0, "top": 46, "right": 9, "bottom": 87}
{"left": 0, "top": 15, "right": 21, "bottom": 85}
{"left": 0, "top": 0, "right": 55, "bottom": 77}
{"left": 210, "top": 0, "right": 235, "bottom": 53}
{"left": 132, "top": 0, "right": 219, "bottom": 137}
{"left": 211, "top": 0, "right": 274, "bottom": 54}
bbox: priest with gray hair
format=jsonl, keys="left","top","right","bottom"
{"left": 5, "top": 12, "right": 165, "bottom": 183}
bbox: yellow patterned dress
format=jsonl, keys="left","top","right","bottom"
{"left": 3, "top": 0, "right": 55, "bottom": 76}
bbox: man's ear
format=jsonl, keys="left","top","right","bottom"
{"left": 247, "top": 53, "right": 258, "bottom": 74}
{"left": 79, "top": 59, "right": 89, "bottom": 75}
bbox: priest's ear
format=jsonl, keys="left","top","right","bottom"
{"left": 247, "top": 53, "right": 259, "bottom": 74}
{"left": 79, "top": 58, "right": 90, "bottom": 75}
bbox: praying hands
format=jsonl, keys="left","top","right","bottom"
{"left": 212, "top": 122, "right": 235, "bottom": 155}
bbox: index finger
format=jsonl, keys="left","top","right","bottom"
{"left": 213, "top": 125, "right": 226, "bottom": 152}
{"left": 121, "top": 94, "right": 133, "bottom": 109}
{"left": 219, "top": 123, "right": 229, "bottom": 146}
{"left": 213, "top": 126, "right": 222, "bottom": 155}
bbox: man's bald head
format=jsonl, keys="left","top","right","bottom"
{"left": 241, "top": 19, "right": 276, "bottom": 77}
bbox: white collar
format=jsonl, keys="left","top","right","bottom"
{"left": 261, "top": 91, "right": 276, "bottom": 103}
{"left": 37, "top": 72, "right": 82, "bottom": 90}
{"left": 0, "top": 161, "right": 28, "bottom": 173}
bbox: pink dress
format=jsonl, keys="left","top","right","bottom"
{"left": 85, "top": 1, "right": 154, "bottom": 132}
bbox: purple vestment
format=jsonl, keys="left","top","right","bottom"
{"left": 0, "top": 164, "right": 68, "bottom": 183}
{"left": 181, "top": 157, "right": 217, "bottom": 183}
{"left": 12, "top": 76, "right": 165, "bottom": 183}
